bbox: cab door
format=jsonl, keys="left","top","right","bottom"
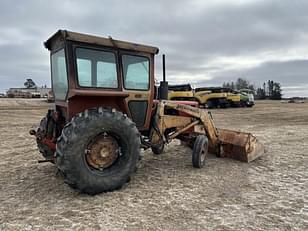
{"left": 120, "top": 53, "right": 153, "bottom": 130}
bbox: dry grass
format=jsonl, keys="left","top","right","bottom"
{"left": 0, "top": 99, "right": 307, "bottom": 230}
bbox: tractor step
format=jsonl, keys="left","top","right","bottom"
{"left": 38, "top": 159, "right": 54, "bottom": 163}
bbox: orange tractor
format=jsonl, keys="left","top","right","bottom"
{"left": 30, "top": 30, "right": 264, "bottom": 194}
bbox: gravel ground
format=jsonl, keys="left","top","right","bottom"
{"left": 0, "top": 99, "right": 307, "bottom": 230}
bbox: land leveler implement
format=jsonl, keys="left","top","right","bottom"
{"left": 30, "top": 30, "right": 264, "bottom": 194}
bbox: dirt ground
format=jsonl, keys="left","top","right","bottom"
{"left": 0, "top": 99, "right": 307, "bottom": 230}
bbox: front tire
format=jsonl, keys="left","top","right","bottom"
{"left": 151, "top": 142, "right": 165, "bottom": 155}
{"left": 192, "top": 135, "right": 208, "bottom": 168}
{"left": 56, "top": 108, "right": 140, "bottom": 194}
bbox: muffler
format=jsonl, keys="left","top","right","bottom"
{"left": 217, "top": 129, "right": 265, "bottom": 162}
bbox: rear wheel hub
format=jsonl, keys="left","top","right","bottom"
{"left": 86, "top": 134, "right": 119, "bottom": 170}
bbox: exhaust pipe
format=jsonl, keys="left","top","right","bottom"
{"left": 159, "top": 54, "right": 168, "bottom": 100}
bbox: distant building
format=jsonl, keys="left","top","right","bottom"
{"left": 6, "top": 78, "right": 51, "bottom": 98}
{"left": 7, "top": 87, "right": 51, "bottom": 98}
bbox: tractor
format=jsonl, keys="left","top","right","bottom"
{"left": 239, "top": 89, "right": 255, "bottom": 107}
{"left": 30, "top": 30, "right": 264, "bottom": 194}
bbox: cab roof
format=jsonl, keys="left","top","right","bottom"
{"left": 44, "top": 29, "right": 159, "bottom": 54}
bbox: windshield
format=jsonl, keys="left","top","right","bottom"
{"left": 51, "top": 49, "right": 68, "bottom": 100}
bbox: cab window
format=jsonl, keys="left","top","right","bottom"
{"left": 76, "top": 48, "right": 118, "bottom": 88}
{"left": 51, "top": 49, "right": 68, "bottom": 100}
{"left": 122, "top": 55, "right": 149, "bottom": 90}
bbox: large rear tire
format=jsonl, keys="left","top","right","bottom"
{"left": 56, "top": 107, "right": 140, "bottom": 194}
{"left": 36, "top": 116, "right": 54, "bottom": 159}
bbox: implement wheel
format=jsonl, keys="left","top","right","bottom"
{"left": 151, "top": 142, "right": 165, "bottom": 155}
{"left": 56, "top": 107, "right": 140, "bottom": 195}
{"left": 192, "top": 135, "right": 208, "bottom": 168}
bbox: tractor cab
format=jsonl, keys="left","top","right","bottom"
{"left": 45, "top": 30, "right": 159, "bottom": 130}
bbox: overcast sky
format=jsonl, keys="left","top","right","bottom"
{"left": 0, "top": 0, "right": 307, "bottom": 97}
